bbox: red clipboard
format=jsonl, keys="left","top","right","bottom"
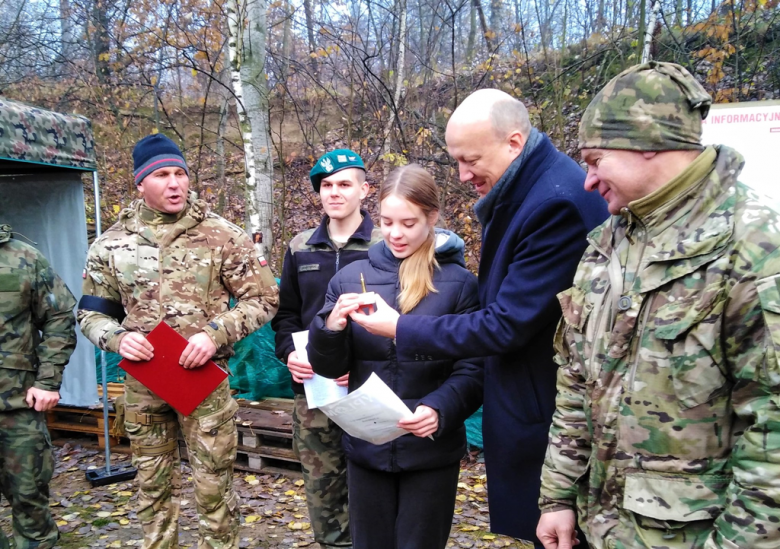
{"left": 118, "top": 322, "right": 228, "bottom": 416}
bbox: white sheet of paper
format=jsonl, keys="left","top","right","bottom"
{"left": 292, "top": 330, "right": 348, "bottom": 409}
{"left": 319, "top": 373, "right": 413, "bottom": 445}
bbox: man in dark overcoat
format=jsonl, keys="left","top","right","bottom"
{"left": 352, "top": 88, "right": 608, "bottom": 547}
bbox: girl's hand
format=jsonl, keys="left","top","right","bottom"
{"left": 398, "top": 405, "right": 439, "bottom": 438}
{"left": 326, "top": 293, "right": 363, "bottom": 331}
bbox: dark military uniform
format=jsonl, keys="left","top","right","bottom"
{"left": 0, "top": 225, "right": 77, "bottom": 549}
{"left": 272, "top": 212, "right": 382, "bottom": 547}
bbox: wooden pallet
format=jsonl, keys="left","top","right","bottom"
{"left": 48, "top": 396, "right": 299, "bottom": 475}
{"left": 179, "top": 399, "right": 300, "bottom": 476}
{"left": 47, "top": 404, "right": 123, "bottom": 449}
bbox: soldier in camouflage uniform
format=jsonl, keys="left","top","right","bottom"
{"left": 78, "top": 134, "right": 279, "bottom": 549}
{"left": 537, "top": 62, "right": 780, "bottom": 549}
{"left": 0, "top": 224, "right": 77, "bottom": 549}
{"left": 272, "top": 150, "right": 382, "bottom": 548}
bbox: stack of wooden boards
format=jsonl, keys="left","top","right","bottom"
{"left": 47, "top": 390, "right": 300, "bottom": 475}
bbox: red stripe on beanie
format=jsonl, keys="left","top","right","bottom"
{"left": 134, "top": 158, "right": 188, "bottom": 183}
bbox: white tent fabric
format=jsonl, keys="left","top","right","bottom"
{"left": 0, "top": 172, "right": 99, "bottom": 407}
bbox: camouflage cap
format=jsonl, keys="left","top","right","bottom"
{"left": 579, "top": 61, "right": 712, "bottom": 151}
{"left": 309, "top": 149, "right": 365, "bottom": 192}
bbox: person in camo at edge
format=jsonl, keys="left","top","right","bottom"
{"left": 78, "top": 133, "right": 279, "bottom": 549}
{"left": 538, "top": 62, "right": 780, "bottom": 549}
{"left": 272, "top": 149, "right": 383, "bottom": 548}
{"left": 0, "top": 224, "right": 77, "bottom": 549}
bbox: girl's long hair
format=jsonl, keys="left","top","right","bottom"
{"left": 380, "top": 164, "right": 440, "bottom": 314}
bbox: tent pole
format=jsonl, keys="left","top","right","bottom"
{"left": 85, "top": 171, "right": 136, "bottom": 487}
{"left": 93, "top": 171, "right": 111, "bottom": 472}
{"left": 93, "top": 171, "right": 102, "bottom": 236}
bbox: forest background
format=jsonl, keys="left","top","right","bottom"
{"left": 1, "top": 0, "right": 778, "bottom": 272}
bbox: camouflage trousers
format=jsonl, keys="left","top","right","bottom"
{"left": 0, "top": 409, "right": 57, "bottom": 549}
{"left": 292, "top": 395, "right": 351, "bottom": 548}
{"left": 124, "top": 376, "right": 239, "bottom": 549}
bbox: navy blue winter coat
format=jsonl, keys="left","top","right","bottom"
{"left": 308, "top": 232, "right": 484, "bottom": 472}
{"left": 395, "top": 135, "right": 609, "bottom": 542}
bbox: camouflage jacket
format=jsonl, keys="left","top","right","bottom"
{"left": 0, "top": 225, "right": 77, "bottom": 411}
{"left": 539, "top": 146, "right": 780, "bottom": 549}
{"left": 78, "top": 199, "right": 279, "bottom": 362}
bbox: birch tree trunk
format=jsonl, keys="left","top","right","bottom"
{"left": 382, "top": 0, "right": 408, "bottom": 173}
{"left": 226, "top": 0, "right": 274, "bottom": 259}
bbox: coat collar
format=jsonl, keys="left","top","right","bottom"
{"left": 492, "top": 133, "right": 561, "bottom": 209}
{"left": 119, "top": 198, "right": 208, "bottom": 247}
{"left": 587, "top": 146, "right": 742, "bottom": 293}
{"left": 306, "top": 209, "right": 375, "bottom": 247}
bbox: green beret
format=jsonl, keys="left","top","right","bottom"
{"left": 309, "top": 149, "right": 366, "bottom": 192}
{"left": 579, "top": 61, "right": 712, "bottom": 151}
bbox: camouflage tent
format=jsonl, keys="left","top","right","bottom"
{"left": 0, "top": 97, "right": 97, "bottom": 171}
{"left": 0, "top": 97, "right": 99, "bottom": 407}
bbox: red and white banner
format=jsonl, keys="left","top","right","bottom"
{"left": 702, "top": 101, "right": 780, "bottom": 200}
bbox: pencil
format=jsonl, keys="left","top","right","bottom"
{"left": 360, "top": 273, "right": 367, "bottom": 293}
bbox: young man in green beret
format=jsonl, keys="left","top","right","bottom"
{"left": 272, "top": 149, "right": 382, "bottom": 548}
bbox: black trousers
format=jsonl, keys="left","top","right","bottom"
{"left": 347, "top": 459, "right": 460, "bottom": 549}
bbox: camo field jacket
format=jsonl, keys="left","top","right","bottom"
{"left": 539, "top": 146, "right": 780, "bottom": 549}
{"left": 0, "top": 226, "right": 76, "bottom": 411}
{"left": 78, "top": 199, "right": 279, "bottom": 361}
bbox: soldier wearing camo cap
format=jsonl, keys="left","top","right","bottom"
{"left": 272, "top": 149, "right": 382, "bottom": 548}
{"left": 0, "top": 225, "right": 77, "bottom": 549}
{"left": 78, "top": 134, "right": 279, "bottom": 549}
{"left": 537, "top": 61, "right": 780, "bottom": 549}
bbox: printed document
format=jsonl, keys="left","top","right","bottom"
{"left": 292, "top": 330, "right": 348, "bottom": 409}
{"left": 319, "top": 373, "right": 413, "bottom": 445}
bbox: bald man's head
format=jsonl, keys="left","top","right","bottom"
{"left": 445, "top": 89, "right": 532, "bottom": 197}
{"left": 449, "top": 89, "right": 532, "bottom": 140}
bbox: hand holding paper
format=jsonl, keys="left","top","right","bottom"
{"left": 398, "top": 405, "right": 439, "bottom": 438}
{"left": 286, "top": 350, "right": 314, "bottom": 383}
{"left": 318, "top": 373, "right": 433, "bottom": 445}
{"left": 293, "top": 331, "right": 348, "bottom": 408}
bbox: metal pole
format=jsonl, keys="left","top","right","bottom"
{"left": 92, "top": 171, "right": 111, "bottom": 473}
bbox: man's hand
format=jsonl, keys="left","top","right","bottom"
{"left": 537, "top": 509, "right": 579, "bottom": 549}
{"left": 26, "top": 387, "right": 60, "bottom": 412}
{"left": 118, "top": 332, "right": 154, "bottom": 361}
{"left": 350, "top": 294, "right": 399, "bottom": 338}
{"left": 398, "top": 405, "right": 439, "bottom": 438}
{"left": 326, "top": 293, "right": 364, "bottom": 332}
{"left": 287, "top": 350, "right": 314, "bottom": 383}
{"left": 180, "top": 332, "right": 217, "bottom": 369}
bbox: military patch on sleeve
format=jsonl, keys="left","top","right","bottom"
{"left": 82, "top": 269, "right": 87, "bottom": 279}
{"left": 258, "top": 256, "right": 268, "bottom": 267}
{"left": 298, "top": 263, "right": 320, "bottom": 273}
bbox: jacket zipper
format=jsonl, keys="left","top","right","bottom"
{"left": 627, "top": 295, "right": 654, "bottom": 391}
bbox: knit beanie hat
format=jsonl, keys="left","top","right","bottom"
{"left": 579, "top": 61, "right": 712, "bottom": 151}
{"left": 133, "top": 134, "right": 189, "bottom": 185}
